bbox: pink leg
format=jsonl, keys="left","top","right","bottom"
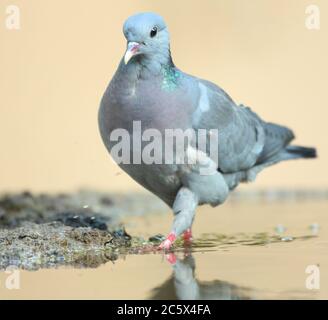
{"left": 158, "top": 232, "right": 176, "bottom": 250}
{"left": 182, "top": 228, "right": 193, "bottom": 243}
{"left": 158, "top": 188, "right": 198, "bottom": 251}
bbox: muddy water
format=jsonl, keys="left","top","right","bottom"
{"left": 0, "top": 201, "right": 327, "bottom": 299}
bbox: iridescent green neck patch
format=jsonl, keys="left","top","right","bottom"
{"left": 161, "top": 65, "right": 181, "bottom": 91}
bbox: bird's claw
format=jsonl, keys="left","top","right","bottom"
{"left": 158, "top": 233, "right": 176, "bottom": 251}
{"left": 158, "top": 239, "right": 173, "bottom": 250}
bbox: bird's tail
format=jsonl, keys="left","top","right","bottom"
{"left": 223, "top": 145, "right": 317, "bottom": 189}
{"left": 285, "top": 145, "right": 317, "bottom": 159}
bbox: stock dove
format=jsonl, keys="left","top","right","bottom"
{"left": 99, "top": 13, "right": 316, "bottom": 249}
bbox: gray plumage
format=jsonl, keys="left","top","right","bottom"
{"left": 98, "top": 12, "right": 316, "bottom": 248}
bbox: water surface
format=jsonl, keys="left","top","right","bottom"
{"left": 0, "top": 200, "right": 327, "bottom": 299}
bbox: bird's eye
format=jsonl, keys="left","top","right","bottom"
{"left": 150, "top": 26, "right": 158, "bottom": 38}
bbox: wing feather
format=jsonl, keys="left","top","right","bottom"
{"left": 192, "top": 80, "right": 266, "bottom": 173}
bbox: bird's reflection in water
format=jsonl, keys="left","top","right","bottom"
{"left": 150, "top": 252, "right": 254, "bottom": 300}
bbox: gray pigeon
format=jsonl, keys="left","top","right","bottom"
{"left": 98, "top": 12, "right": 317, "bottom": 249}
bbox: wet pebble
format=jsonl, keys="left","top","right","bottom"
{"left": 281, "top": 236, "right": 293, "bottom": 242}
{"left": 149, "top": 234, "right": 165, "bottom": 243}
{"left": 112, "top": 228, "right": 131, "bottom": 240}
{"left": 56, "top": 213, "right": 109, "bottom": 230}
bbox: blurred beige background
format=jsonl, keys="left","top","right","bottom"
{"left": 0, "top": 0, "right": 327, "bottom": 193}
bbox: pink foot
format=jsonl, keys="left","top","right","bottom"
{"left": 183, "top": 228, "right": 193, "bottom": 243}
{"left": 165, "top": 253, "right": 177, "bottom": 265}
{"left": 158, "top": 233, "right": 176, "bottom": 250}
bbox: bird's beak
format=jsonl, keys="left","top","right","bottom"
{"left": 124, "top": 42, "right": 141, "bottom": 65}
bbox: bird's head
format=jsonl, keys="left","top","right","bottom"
{"left": 123, "top": 12, "right": 171, "bottom": 66}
